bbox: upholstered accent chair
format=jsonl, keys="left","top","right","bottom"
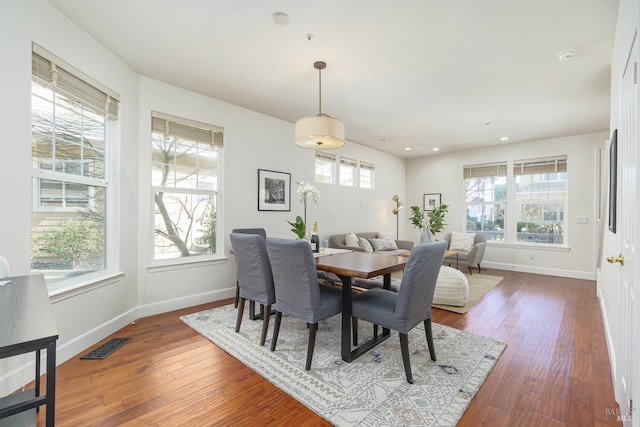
{"left": 351, "top": 241, "right": 447, "bottom": 383}
{"left": 442, "top": 232, "right": 487, "bottom": 274}
{"left": 266, "top": 238, "right": 342, "bottom": 370}
{"left": 229, "top": 232, "right": 275, "bottom": 346}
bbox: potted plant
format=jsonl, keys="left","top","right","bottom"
{"left": 427, "top": 203, "right": 449, "bottom": 236}
{"left": 409, "top": 204, "right": 449, "bottom": 243}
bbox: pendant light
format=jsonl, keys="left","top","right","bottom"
{"left": 295, "top": 61, "right": 345, "bottom": 149}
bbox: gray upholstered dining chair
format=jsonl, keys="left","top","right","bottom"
{"left": 231, "top": 228, "right": 267, "bottom": 308}
{"left": 266, "top": 237, "right": 342, "bottom": 370}
{"left": 229, "top": 232, "right": 275, "bottom": 346}
{"left": 351, "top": 241, "right": 447, "bottom": 383}
{"left": 0, "top": 256, "right": 8, "bottom": 279}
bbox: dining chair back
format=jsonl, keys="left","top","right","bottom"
{"left": 229, "top": 232, "right": 275, "bottom": 346}
{"left": 266, "top": 237, "right": 342, "bottom": 370}
{"left": 351, "top": 241, "right": 447, "bottom": 383}
{"left": 231, "top": 228, "right": 267, "bottom": 308}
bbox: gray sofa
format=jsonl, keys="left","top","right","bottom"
{"left": 328, "top": 232, "right": 414, "bottom": 256}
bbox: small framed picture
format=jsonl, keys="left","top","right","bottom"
{"left": 423, "top": 193, "right": 441, "bottom": 212}
{"left": 258, "top": 169, "right": 291, "bottom": 211}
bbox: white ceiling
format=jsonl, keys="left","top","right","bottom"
{"left": 48, "top": 0, "right": 619, "bottom": 158}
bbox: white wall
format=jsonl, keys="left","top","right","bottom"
{"left": 0, "top": 0, "right": 140, "bottom": 395}
{"left": 406, "top": 131, "right": 607, "bottom": 279}
{"left": 137, "top": 76, "right": 406, "bottom": 316}
{"left": 0, "top": 0, "right": 406, "bottom": 396}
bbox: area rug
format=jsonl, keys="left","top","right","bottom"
{"left": 432, "top": 274, "right": 503, "bottom": 314}
{"left": 181, "top": 304, "right": 506, "bottom": 426}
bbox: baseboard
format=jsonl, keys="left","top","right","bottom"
{"left": 483, "top": 261, "right": 595, "bottom": 280}
{"left": 137, "top": 287, "right": 235, "bottom": 318}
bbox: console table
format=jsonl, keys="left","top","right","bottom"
{"left": 0, "top": 274, "right": 58, "bottom": 426}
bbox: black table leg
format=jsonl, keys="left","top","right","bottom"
{"left": 340, "top": 273, "right": 390, "bottom": 362}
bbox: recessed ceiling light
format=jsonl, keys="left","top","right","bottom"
{"left": 432, "top": 147, "right": 439, "bottom": 151}
{"left": 556, "top": 49, "right": 576, "bottom": 61}
{"left": 404, "top": 147, "right": 412, "bottom": 151}
{"left": 500, "top": 137, "right": 509, "bottom": 141}
{"left": 271, "top": 12, "right": 289, "bottom": 25}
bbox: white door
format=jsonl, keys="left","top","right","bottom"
{"left": 609, "top": 32, "right": 637, "bottom": 425}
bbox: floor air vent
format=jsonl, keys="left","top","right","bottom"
{"left": 80, "top": 337, "right": 131, "bottom": 360}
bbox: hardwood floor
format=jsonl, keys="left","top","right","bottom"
{"left": 33, "top": 270, "right": 621, "bottom": 426}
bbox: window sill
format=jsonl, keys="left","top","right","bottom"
{"left": 486, "top": 241, "right": 571, "bottom": 252}
{"left": 148, "top": 255, "right": 229, "bottom": 273}
{"left": 49, "top": 271, "right": 126, "bottom": 303}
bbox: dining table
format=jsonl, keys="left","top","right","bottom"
{"left": 315, "top": 251, "right": 408, "bottom": 362}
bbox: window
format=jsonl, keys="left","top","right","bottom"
{"left": 339, "top": 157, "right": 357, "bottom": 186}
{"left": 359, "top": 162, "right": 375, "bottom": 189}
{"left": 31, "top": 46, "right": 118, "bottom": 284}
{"left": 514, "top": 157, "right": 567, "bottom": 244}
{"left": 151, "top": 113, "right": 223, "bottom": 261}
{"left": 464, "top": 163, "right": 507, "bottom": 241}
{"left": 315, "top": 152, "right": 336, "bottom": 184}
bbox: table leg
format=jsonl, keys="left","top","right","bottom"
{"left": 46, "top": 340, "right": 56, "bottom": 427}
{"left": 338, "top": 274, "right": 352, "bottom": 362}
{"left": 339, "top": 273, "right": 391, "bottom": 362}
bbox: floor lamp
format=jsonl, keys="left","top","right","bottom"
{"left": 392, "top": 195, "right": 403, "bottom": 240}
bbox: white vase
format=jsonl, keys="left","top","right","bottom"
{"left": 420, "top": 229, "right": 432, "bottom": 244}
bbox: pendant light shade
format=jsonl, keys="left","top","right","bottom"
{"left": 295, "top": 115, "right": 345, "bottom": 149}
{"left": 295, "top": 61, "right": 345, "bottom": 150}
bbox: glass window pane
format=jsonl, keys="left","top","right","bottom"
{"left": 466, "top": 202, "right": 505, "bottom": 241}
{"left": 31, "top": 181, "right": 106, "bottom": 283}
{"left": 515, "top": 171, "right": 566, "bottom": 244}
{"left": 31, "top": 72, "right": 109, "bottom": 284}
{"left": 154, "top": 192, "right": 216, "bottom": 259}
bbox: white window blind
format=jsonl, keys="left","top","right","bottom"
{"left": 513, "top": 156, "right": 567, "bottom": 175}
{"left": 32, "top": 45, "right": 120, "bottom": 120}
{"left": 151, "top": 114, "right": 223, "bottom": 147}
{"left": 463, "top": 162, "right": 507, "bottom": 179}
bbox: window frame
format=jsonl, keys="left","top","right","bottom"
{"left": 315, "top": 152, "right": 336, "bottom": 184}
{"left": 150, "top": 112, "right": 223, "bottom": 265}
{"left": 30, "top": 45, "right": 119, "bottom": 288}
{"left": 359, "top": 161, "right": 375, "bottom": 189}
{"left": 339, "top": 157, "right": 358, "bottom": 187}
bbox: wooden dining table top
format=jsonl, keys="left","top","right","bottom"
{"left": 315, "top": 251, "right": 407, "bottom": 279}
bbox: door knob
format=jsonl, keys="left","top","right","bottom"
{"left": 607, "top": 254, "right": 624, "bottom": 266}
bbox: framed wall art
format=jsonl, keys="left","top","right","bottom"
{"left": 423, "top": 193, "right": 441, "bottom": 212}
{"left": 258, "top": 169, "right": 291, "bottom": 211}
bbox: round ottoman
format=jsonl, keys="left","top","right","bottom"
{"left": 433, "top": 266, "right": 469, "bottom": 306}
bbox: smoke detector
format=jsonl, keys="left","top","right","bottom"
{"left": 556, "top": 49, "right": 576, "bottom": 61}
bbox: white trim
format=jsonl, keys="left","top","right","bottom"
{"left": 486, "top": 241, "right": 572, "bottom": 252}
{"left": 484, "top": 262, "right": 594, "bottom": 280}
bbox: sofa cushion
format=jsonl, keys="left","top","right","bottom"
{"left": 449, "top": 231, "right": 476, "bottom": 252}
{"left": 359, "top": 237, "right": 374, "bottom": 253}
{"left": 345, "top": 233, "right": 360, "bottom": 247}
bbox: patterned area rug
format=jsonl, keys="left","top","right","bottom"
{"left": 181, "top": 304, "right": 506, "bottom": 426}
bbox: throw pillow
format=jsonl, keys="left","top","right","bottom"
{"left": 345, "top": 233, "right": 359, "bottom": 247}
{"left": 382, "top": 237, "right": 398, "bottom": 250}
{"left": 449, "top": 231, "right": 476, "bottom": 252}
{"left": 359, "top": 237, "right": 374, "bottom": 253}
{"left": 371, "top": 238, "right": 388, "bottom": 251}
{"left": 377, "top": 231, "right": 394, "bottom": 241}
